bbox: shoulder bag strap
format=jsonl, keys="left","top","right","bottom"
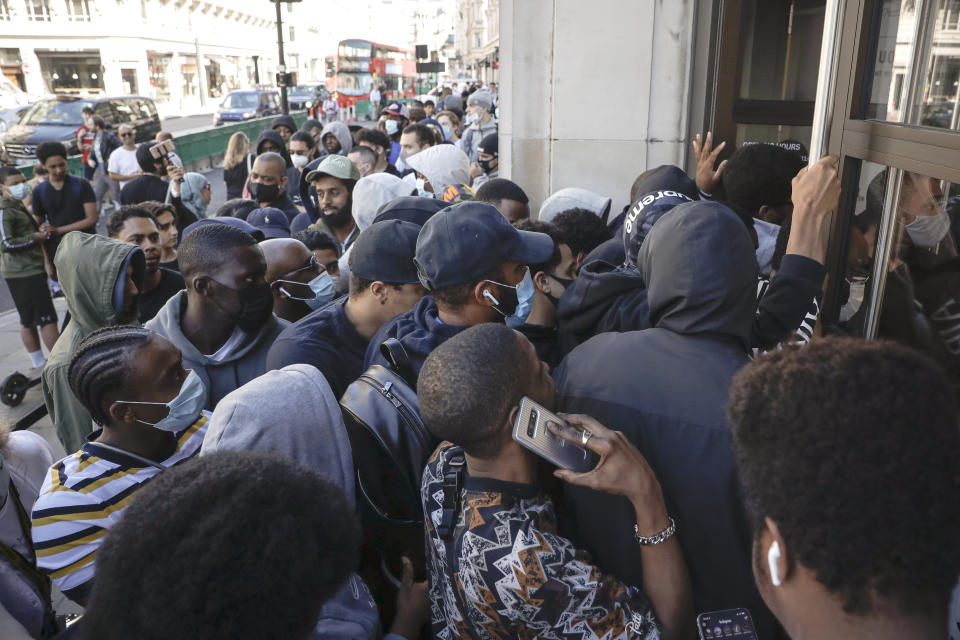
{"left": 0, "top": 481, "right": 52, "bottom": 605}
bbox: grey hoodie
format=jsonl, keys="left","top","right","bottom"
{"left": 145, "top": 291, "right": 287, "bottom": 410}
{"left": 201, "top": 364, "right": 380, "bottom": 640}
{"left": 406, "top": 145, "right": 470, "bottom": 196}
{"left": 352, "top": 173, "right": 416, "bottom": 231}
{"left": 319, "top": 121, "right": 353, "bottom": 155}
{"left": 538, "top": 187, "right": 613, "bottom": 223}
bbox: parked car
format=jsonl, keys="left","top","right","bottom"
{"left": 288, "top": 83, "right": 328, "bottom": 111}
{"left": 213, "top": 89, "right": 282, "bottom": 126}
{"left": 0, "top": 95, "right": 161, "bottom": 166}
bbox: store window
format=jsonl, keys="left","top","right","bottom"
{"left": 65, "top": 0, "right": 92, "bottom": 21}
{"left": 25, "top": 0, "right": 51, "bottom": 21}
{"left": 121, "top": 68, "right": 138, "bottom": 95}
{"left": 147, "top": 52, "right": 171, "bottom": 101}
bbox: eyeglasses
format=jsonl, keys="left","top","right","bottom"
{"left": 281, "top": 255, "right": 323, "bottom": 280}
{"left": 120, "top": 133, "right": 135, "bottom": 137}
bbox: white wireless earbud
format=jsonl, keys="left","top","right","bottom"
{"left": 768, "top": 541, "right": 782, "bottom": 587}
{"left": 483, "top": 290, "right": 499, "bottom": 305}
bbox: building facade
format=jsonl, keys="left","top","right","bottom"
{"left": 0, "top": 0, "right": 287, "bottom": 114}
{"left": 453, "top": 0, "right": 498, "bottom": 82}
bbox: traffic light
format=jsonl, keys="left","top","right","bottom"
{"left": 276, "top": 71, "right": 297, "bottom": 87}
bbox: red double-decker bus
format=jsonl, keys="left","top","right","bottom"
{"left": 325, "top": 39, "right": 417, "bottom": 118}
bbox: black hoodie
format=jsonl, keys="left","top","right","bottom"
{"left": 271, "top": 114, "right": 298, "bottom": 136}
{"left": 554, "top": 201, "right": 775, "bottom": 637}
{"left": 254, "top": 128, "right": 302, "bottom": 210}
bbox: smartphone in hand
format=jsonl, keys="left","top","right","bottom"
{"left": 697, "top": 608, "right": 758, "bottom": 640}
{"left": 511, "top": 397, "right": 599, "bottom": 473}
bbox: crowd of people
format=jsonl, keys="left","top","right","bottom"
{"left": 0, "top": 77, "right": 957, "bottom": 640}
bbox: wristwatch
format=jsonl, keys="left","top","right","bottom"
{"left": 634, "top": 517, "right": 677, "bottom": 546}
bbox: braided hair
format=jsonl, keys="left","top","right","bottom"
{"left": 67, "top": 326, "right": 156, "bottom": 426}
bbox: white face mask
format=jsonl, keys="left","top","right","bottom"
{"left": 466, "top": 112, "right": 481, "bottom": 126}
{"left": 839, "top": 276, "right": 867, "bottom": 322}
{"left": 904, "top": 210, "right": 951, "bottom": 249}
{"left": 291, "top": 154, "right": 310, "bottom": 169}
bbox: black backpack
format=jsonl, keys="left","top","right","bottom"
{"left": 339, "top": 339, "right": 438, "bottom": 586}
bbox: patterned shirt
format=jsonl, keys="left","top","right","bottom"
{"left": 31, "top": 415, "right": 208, "bottom": 597}
{"left": 423, "top": 443, "right": 661, "bottom": 640}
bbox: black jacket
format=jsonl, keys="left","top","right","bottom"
{"left": 97, "top": 131, "right": 122, "bottom": 167}
{"left": 254, "top": 129, "right": 301, "bottom": 207}
{"left": 120, "top": 174, "right": 198, "bottom": 234}
{"left": 554, "top": 201, "right": 776, "bottom": 638}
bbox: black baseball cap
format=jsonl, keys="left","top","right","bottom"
{"left": 350, "top": 220, "right": 421, "bottom": 284}
{"left": 414, "top": 201, "right": 554, "bottom": 291}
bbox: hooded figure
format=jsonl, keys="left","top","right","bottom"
{"left": 538, "top": 187, "right": 612, "bottom": 223}
{"left": 41, "top": 233, "right": 146, "bottom": 452}
{"left": 145, "top": 291, "right": 287, "bottom": 412}
{"left": 405, "top": 145, "right": 470, "bottom": 199}
{"left": 166, "top": 172, "right": 209, "bottom": 219}
{"left": 608, "top": 164, "right": 701, "bottom": 233}
{"left": 555, "top": 190, "right": 692, "bottom": 355}
{"left": 271, "top": 114, "right": 298, "bottom": 138}
{"left": 319, "top": 121, "right": 354, "bottom": 157}
{"left": 252, "top": 129, "right": 301, "bottom": 207}
{"left": 202, "top": 364, "right": 381, "bottom": 639}
{"left": 351, "top": 173, "right": 416, "bottom": 232}
{"left": 554, "top": 201, "right": 775, "bottom": 637}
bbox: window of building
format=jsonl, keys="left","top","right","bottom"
{"left": 289, "top": 25, "right": 294, "bottom": 41}
{"left": 0, "top": 0, "right": 11, "bottom": 20}
{"left": 65, "top": 0, "right": 92, "bottom": 21}
{"left": 26, "top": 0, "right": 51, "bottom": 21}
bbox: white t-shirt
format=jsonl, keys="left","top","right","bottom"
{"left": 107, "top": 147, "right": 140, "bottom": 187}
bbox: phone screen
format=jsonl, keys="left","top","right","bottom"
{"left": 697, "top": 608, "right": 757, "bottom": 639}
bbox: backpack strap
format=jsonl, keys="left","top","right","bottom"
{"left": 380, "top": 338, "right": 418, "bottom": 389}
{"left": 437, "top": 451, "right": 465, "bottom": 540}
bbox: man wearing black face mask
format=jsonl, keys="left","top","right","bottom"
{"left": 249, "top": 152, "right": 300, "bottom": 224}
{"left": 146, "top": 223, "right": 287, "bottom": 409}
{"left": 472, "top": 132, "right": 498, "bottom": 189}
{"left": 512, "top": 219, "right": 577, "bottom": 368}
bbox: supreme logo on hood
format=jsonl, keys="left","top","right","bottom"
{"left": 623, "top": 190, "right": 693, "bottom": 267}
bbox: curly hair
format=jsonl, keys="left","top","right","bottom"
{"left": 80, "top": 451, "right": 360, "bottom": 640}
{"left": 727, "top": 337, "right": 960, "bottom": 616}
{"left": 550, "top": 208, "right": 611, "bottom": 259}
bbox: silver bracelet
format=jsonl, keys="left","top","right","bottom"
{"left": 634, "top": 517, "right": 677, "bottom": 546}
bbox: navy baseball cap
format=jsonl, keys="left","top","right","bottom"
{"left": 373, "top": 196, "right": 446, "bottom": 227}
{"left": 246, "top": 207, "right": 291, "bottom": 240}
{"left": 622, "top": 190, "right": 692, "bottom": 267}
{"left": 183, "top": 217, "right": 265, "bottom": 242}
{"left": 414, "top": 201, "right": 554, "bottom": 291}
{"left": 350, "top": 220, "right": 421, "bottom": 284}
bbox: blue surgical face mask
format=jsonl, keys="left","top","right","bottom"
{"left": 279, "top": 270, "right": 335, "bottom": 310}
{"left": 8, "top": 182, "right": 31, "bottom": 201}
{"left": 384, "top": 119, "right": 399, "bottom": 136}
{"left": 441, "top": 124, "right": 452, "bottom": 140}
{"left": 115, "top": 370, "right": 208, "bottom": 433}
{"left": 510, "top": 269, "right": 535, "bottom": 324}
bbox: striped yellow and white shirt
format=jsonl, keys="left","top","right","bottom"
{"left": 30, "top": 414, "right": 209, "bottom": 596}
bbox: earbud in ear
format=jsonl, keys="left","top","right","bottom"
{"left": 482, "top": 289, "right": 499, "bottom": 305}
{"left": 768, "top": 541, "right": 782, "bottom": 587}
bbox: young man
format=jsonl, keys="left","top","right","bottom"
{"left": 293, "top": 228, "right": 340, "bottom": 285}
{"left": 347, "top": 145, "right": 377, "bottom": 178}
{"left": 267, "top": 220, "right": 424, "bottom": 398}
{"left": 76, "top": 106, "right": 96, "bottom": 181}
{"left": 42, "top": 232, "right": 146, "bottom": 455}
{"left": 472, "top": 132, "right": 498, "bottom": 188}
{"left": 87, "top": 117, "right": 122, "bottom": 217}
{"left": 33, "top": 326, "right": 208, "bottom": 606}
{"left": 554, "top": 200, "right": 775, "bottom": 636}
{"left": 0, "top": 167, "right": 58, "bottom": 369}
{"left": 76, "top": 452, "right": 359, "bottom": 640}
{"left": 538, "top": 187, "right": 613, "bottom": 224}
{"left": 475, "top": 177, "right": 530, "bottom": 223}
{"left": 106, "top": 124, "right": 140, "bottom": 192}
{"left": 271, "top": 114, "right": 297, "bottom": 147}
{"left": 513, "top": 219, "right": 576, "bottom": 367}
{"left": 143, "top": 201, "right": 179, "bottom": 271}
{"left": 727, "top": 338, "right": 960, "bottom": 640}
{"left": 249, "top": 152, "right": 300, "bottom": 223}
{"left": 31, "top": 142, "right": 97, "bottom": 268}
{"left": 260, "top": 238, "right": 335, "bottom": 323}
{"left": 364, "top": 201, "right": 553, "bottom": 380}
{"left": 318, "top": 121, "right": 354, "bottom": 157}
{"left": 398, "top": 123, "right": 434, "bottom": 167}
{"left": 251, "top": 129, "right": 301, "bottom": 208}
{"left": 303, "top": 155, "right": 361, "bottom": 251}
{"left": 145, "top": 223, "right": 286, "bottom": 410}
{"left": 356, "top": 128, "right": 401, "bottom": 177}
{"left": 419, "top": 324, "right": 692, "bottom": 640}
{"left": 457, "top": 89, "right": 496, "bottom": 163}
{"left": 551, "top": 208, "right": 613, "bottom": 270}
{"left": 106, "top": 206, "right": 185, "bottom": 323}
{"left": 120, "top": 144, "right": 197, "bottom": 232}
{"left": 288, "top": 131, "right": 317, "bottom": 173}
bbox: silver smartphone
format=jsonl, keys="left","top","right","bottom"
{"left": 148, "top": 139, "right": 175, "bottom": 160}
{"left": 511, "top": 397, "right": 599, "bottom": 473}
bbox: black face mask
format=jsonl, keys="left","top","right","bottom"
{"left": 250, "top": 181, "right": 280, "bottom": 204}
{"left": 485, "top": 281, "right": 519, "bottom": 318}
{"left": 545, "top": 274, "right": 575, "bottom": 309}
{"left": 478, "top": 158, "right": 496, "bottom": 174}
{"left": 210, "top": 280, "right": 274, "bottom": 333}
